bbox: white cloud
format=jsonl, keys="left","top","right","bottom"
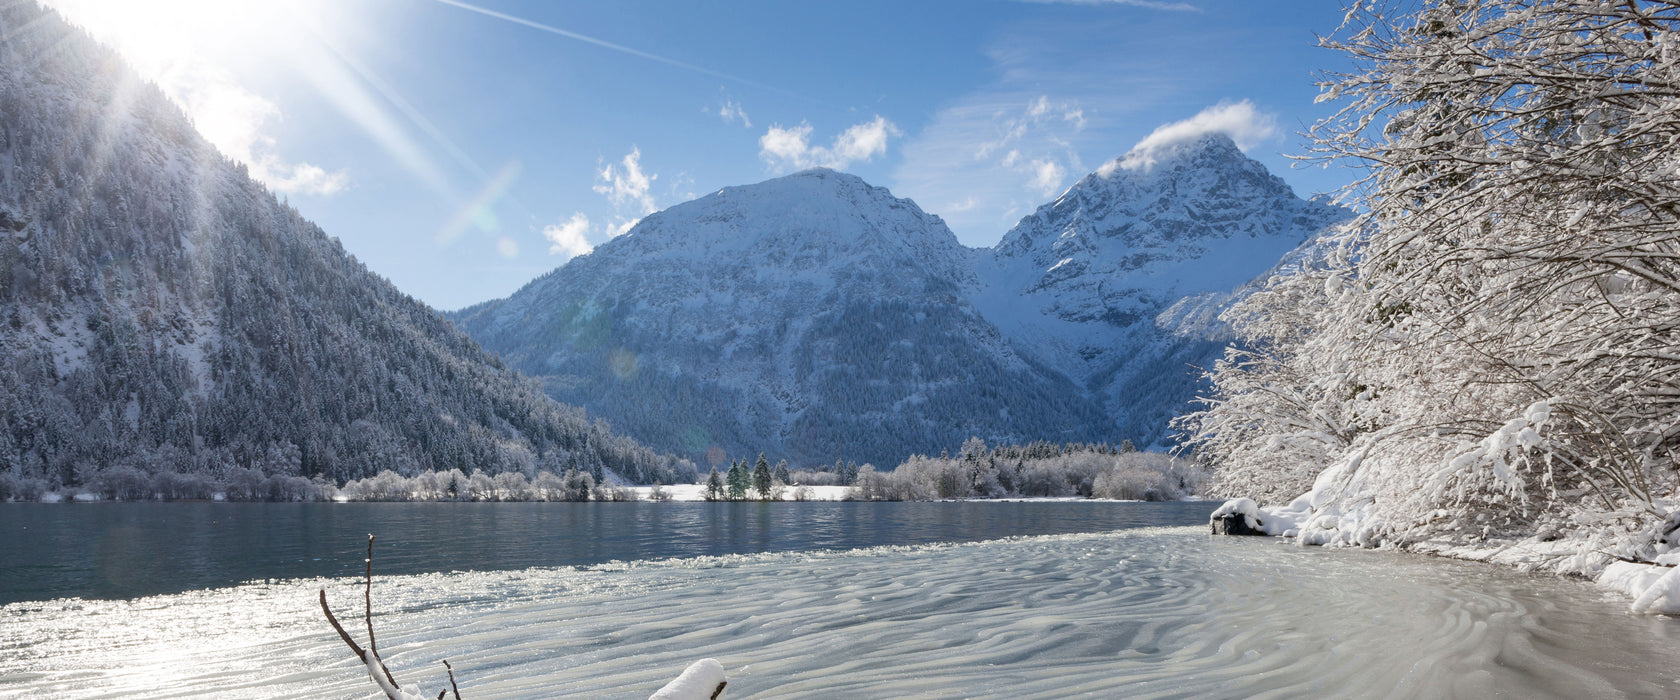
{"left": 1118, "top": 99, "right": 1278, "bottom": 171}
{"left": 759, "top": 116, "right": 901, "bottom": 172}
{"left": 1018, "top": 0, "right": 1201, "bottom": 10}
{"left": 718, "top": 100, "right": 751, "bottom": 128}
{"left": 761, "top": 123, "right": 815, "bottom": 166}
{"left": 543, "top": 213, "right": 594, "bottom": 259}
{"left": 593, "top": 147, "right": 658, "bottom": 215}
{"left": 1029, "top": 159, "right": 1067, "bottom": 196}
{"left": 496, "top": 236, "right": 519, "bottom": 259}
{"left": 607, "top": 217, "right": 640, "bottom": 238}
{"left": 265, "top": 161, "right": 350, "bottom": 197}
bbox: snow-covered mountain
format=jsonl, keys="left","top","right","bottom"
{"left": 455, "top": 137, "right": 1346, "bottom": 465}
{"left": 0, "top": 4, "right": 691, "bottom": 492}
{"left": 452, "top": 170, "right": 1114, "bottom": 467}
{"left": 974, "top": 134, "right": 1348, "bottom": 446}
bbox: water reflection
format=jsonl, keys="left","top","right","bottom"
{"left": 0, "top": 501, "right": 1216, "bottom": 604}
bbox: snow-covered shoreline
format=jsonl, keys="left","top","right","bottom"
{"left": 1213, "top": 494, "right": 1680, "bottom": 615}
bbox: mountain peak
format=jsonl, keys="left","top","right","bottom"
{"left": 605, "top": 168, "right": 962, "bottom": 272}
{"left": 702, "top": 167, "right": 894, "bottom": 209}
{"left": 1104, "top": 131, "right": 1246, "bottom": 177}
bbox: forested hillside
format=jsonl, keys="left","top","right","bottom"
{"left": 0, "top": 4, "right": 693, "bottom": 497}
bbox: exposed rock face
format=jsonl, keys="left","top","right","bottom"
{"left": 974, "top": 134, "right": 1348, "bottom": 447}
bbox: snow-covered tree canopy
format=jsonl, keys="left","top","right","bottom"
{"left": 1182, "top": 0, "right": 1680, "bottom": 552}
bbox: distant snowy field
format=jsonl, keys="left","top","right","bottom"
{"left": 5, "top": 529, "right": 1677, "bottom": 698}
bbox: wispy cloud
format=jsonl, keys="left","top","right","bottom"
{"left": 1029, "top": 159, "right": 1067, "bottom": 196}
{"left": 543, "top": 213, "right": 593, "bottom": 260}
{"left": 894, "top": 91, "right": 1098, "bottom": 238}
{"left": 1116, "top": 99, "right": 1277, "bottom": 171}
{"left": 976, "top": 95, "right": 1088, "bottom": 196}
{"left": 590, "top": 146, "right": 665, "bottom": 237}
{"left": 431, "top": 0, "right": 779, "bottom": 92}
{"left": 759, "top": 116, "right": 901, "bottom": 172}
{"left": 1017, "top": 0, "right": 1201, "bottom": 11}
{"left": 594, "top": 147, "right": 658, "bottom": 217}
{"left": 717, "top": 100, "right": 751, "bottom": 128}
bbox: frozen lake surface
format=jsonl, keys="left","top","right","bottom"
{"left": 4, "top": 505, "right": 1680, "bottom": 698}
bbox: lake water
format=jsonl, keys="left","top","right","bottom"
{"left": 0, "top": 501, "right": 1215, "bottom": 604}
{"left": 3, "top": 502, "right": 1680, "bottom": 698}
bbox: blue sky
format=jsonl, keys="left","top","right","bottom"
{"left": 48, "top": 0, "right": 1355, "bottom": 310}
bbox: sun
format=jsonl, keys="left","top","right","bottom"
{"left": 42, "top": 0, "right": 296, "bottom": 76}
{"left": 39, "top": 0, "right": 359, "bottom": 196}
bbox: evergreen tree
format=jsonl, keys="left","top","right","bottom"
{"left": 752, "top": 453, "right": 772, "bottom": 499}
{"left": 725, "top": 459, "right": 748, "bottom": 500}
{"left": 704, "top": 466, "right": 724, "bottom": 501}
{"left": 772, "top": 459, "right": 790, "bottom": 486}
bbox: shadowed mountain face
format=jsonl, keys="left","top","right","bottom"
{"left": 0, "top": 4, "right": 692, "bottom": 489}
{"left": 456, "top": 138, "right": 1347, "bottom": 465}
{"left": 975, "top": 134, "right": 1349, "bottom": 447}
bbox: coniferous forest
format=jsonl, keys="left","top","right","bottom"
{"left": 0, "top": 3, "right": 694, "bottom": 500}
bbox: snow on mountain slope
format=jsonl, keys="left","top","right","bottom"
{"left": 974, "top": 134, "right": 1349, "bottom": 446}
{"left": 0, "top": 3, "right": 690, "bottom": 490}
{"left": 452, "top": 169, "right": 1116, "bottom": 467}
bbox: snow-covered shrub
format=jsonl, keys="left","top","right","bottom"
{"left": 852, "top": 440, "right": 1204, "bottom": 501}
{"left": 596, "top": 483, "right": 641, "bottom": 502}
{"left": 342, "top": 470, "right": 414, "bottom": 502}
{"left": 786, "top": 469, "right": 841, "bottom": 486}
{"left": 260, "top": 474, "right": 323, "bottom": 502}
{"left": 491, "top": 471, "right": 531, "bottom": 501}
{"left": 557, "top": 469, "right": 594, "bottom": 501}
{"left": 87, "top": 465, "right": 150, "bottom": 501}
{"left": 1185, "top": 0, "right": 1680, "bottom": 553}
{"left": 531, "top": 470, "right": 565, "bottom": 501}
{"left": 149, "top": 471, "right": 215, "bottom": 501}
{"left": 0, "top": 471, "right": 48, "bottom": 501}
{"left": 221, "top": 467, "right": 267, "bottom": 501}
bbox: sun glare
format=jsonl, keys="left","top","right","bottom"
{"left": 46, "top": 0, "right": 291, "bottom": 75}
{"left": 41, "top": 0, "right": 357, "bottom": 195}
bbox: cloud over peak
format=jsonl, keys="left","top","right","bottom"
{"left": 1116, "top": 100, "right": 1277, "bottom": 172}
{"left": 759, "top": 116, "right": 901, "bottom": 172}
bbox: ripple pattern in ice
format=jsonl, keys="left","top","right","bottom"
{"left": 5, "top": 527, "right": 1680, "bottom": 698}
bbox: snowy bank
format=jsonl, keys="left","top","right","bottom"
{"left": 1212, "top": 468, "right": 1680, "bottom": 616}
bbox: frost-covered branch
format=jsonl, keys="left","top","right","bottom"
{"left": 320, "top": 534, "right": 727, "bottom": 699}
{"left": 1186, "top": 0, "right": 1680, "bottom": 551}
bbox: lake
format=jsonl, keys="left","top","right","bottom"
{"left": 0, "top": 501, "right": 1216, "bottom": 604}
{"left": 4, "top": 502, "right": 1679, "bottom": 698}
